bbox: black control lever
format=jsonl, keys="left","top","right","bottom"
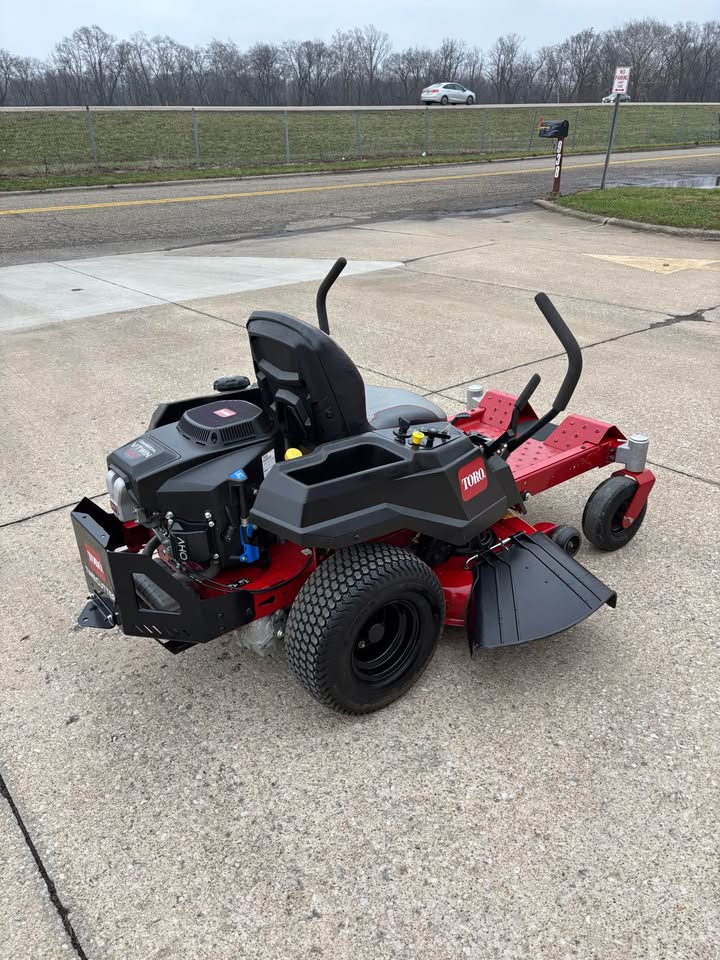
{"left": 533, "top": 293, "right": 582, "bottom": 415}
{"left": 504, "top": 295, "right": 582, "bottom": 455}
{"left": 485, "top": 373, "right": 541, "bottom": 456}
{"left": 316, "top": 257, "right": 347, "bottom": 335}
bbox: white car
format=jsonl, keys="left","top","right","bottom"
{"left": 602, "top": 93, "right": 631, "bottom": 103}
{"left": 421, "top": 82, "right": 476, "bottom": 105}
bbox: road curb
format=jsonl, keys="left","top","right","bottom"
{"left": 533, "top": 198, "right": 720, "bottom": 240}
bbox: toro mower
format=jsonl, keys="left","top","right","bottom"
{"left": 72, "top": 258, "right": 655, "bottom": 713}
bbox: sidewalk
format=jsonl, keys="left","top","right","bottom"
{"left": 1, "top": 205, "right": 718, "bottom": 960}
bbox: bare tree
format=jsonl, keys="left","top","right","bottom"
{"left": 285, "top": 40, "right": 335, "bottom": 105}
{"left": 244, "top": 43, "right": 284, "bottom": 104}
{"left": 3, "top": 19, "right": 720, "bottom": 107}
{"left": 206, "top": 40, "right": 244, "bottom": 104}
{"left": 124, "top": 33, "right": 155, "bottom": 104}
{"left": 329, "top": 30, "right": 360, "bottom": 104}
{"left": 430, "top": 38, "right": 467, "bottom": 80}
{"left": 486, "top": 33, "right": 524, "bottom": 102}
{"left": 564, "top": 29, "right": 601, "bottom": 100}
{"left": 612, "top": 18, "right": 667, "bottom": 100}
{"left": 461, "top": 47, "right": 484, "bottom": 90}
{"left": 352, "top": 25, "right": 391, "bottom": 103}
{"left": 53, "top": 32, "right": 86, "bottom": 102}
{"left": 387, "top": 47, "right": 432, "bottom": 101}
{"left": 10, "top": 56, "right": 42, "bottom": 104}
{"left": 696, "top": 20, "right": 720, "bottom": 100}
{"left": 186, "top": 46, "right": 209, "bottom": 104}
{"left": 0, "top": 49, "right": 15, "bottom": 105}
{"left": 76, "top": 25, "right": 126, "bottom": 103}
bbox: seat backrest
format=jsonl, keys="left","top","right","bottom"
{"left": 247, "top": 311, "right": 370, "bottom": 447}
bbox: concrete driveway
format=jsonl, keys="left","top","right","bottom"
{"left": 1, "top": 205, "right": 718, "bottom": 960}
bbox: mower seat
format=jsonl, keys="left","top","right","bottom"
{"left": 247, "top": 310, "right": 447, "bottom": 444}
{"left": 365, "top": 386, "right": 447, "bottom": 430}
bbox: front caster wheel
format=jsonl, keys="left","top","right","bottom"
{"left": 285, "top": 544, "right": 445, "bottom": 714}
{"left": 582, "top": 475, "right": 647, "bottom": 551}
{"left": 550, "top": 525, "right": 582, "bottom": 556}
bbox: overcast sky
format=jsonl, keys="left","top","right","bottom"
{"left": 2, "top": 0, "right": 719, "bottom": 58}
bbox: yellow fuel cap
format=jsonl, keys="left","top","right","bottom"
{"left": 284, "top": 447, "right": 303, "bottom": 460}
{"left": 411, "top": 430, "right": 425, "bottom": 446}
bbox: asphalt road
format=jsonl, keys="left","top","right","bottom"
{"left": 1, "top": 146, "right": 718, "bottom": 266}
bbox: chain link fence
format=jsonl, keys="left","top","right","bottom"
{"left": 1, "top": 104, "right": 719, "bottom": 177}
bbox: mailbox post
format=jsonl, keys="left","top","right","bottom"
{"left": 538, "top": 118, "right": 569, "bottom": 196}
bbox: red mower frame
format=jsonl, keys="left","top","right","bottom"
{"left": 176, "top": 386, "right": 654, "bottom": 632}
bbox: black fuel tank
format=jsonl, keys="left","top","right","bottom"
{"left": 250, "top": 424, "right": 520, "bottom": 548}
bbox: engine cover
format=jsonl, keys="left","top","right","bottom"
{"left": 106, "top": 398, "right": 275, "bottom": 527}
{"left": 177, "top": 399, "right": 270, "bottom": 448}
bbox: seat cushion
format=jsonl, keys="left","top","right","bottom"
{"left": 365, "top": 385, "right": 447, "bottom": 430}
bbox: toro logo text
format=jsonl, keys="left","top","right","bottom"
{"left": 458, "top": 457, "right": 489, "bottom": 501}
{"left": 84, "top": 543, "right": 107, "bottom": 583}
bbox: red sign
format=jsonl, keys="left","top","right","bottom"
{"left": 612, "top": 66, "right": 631, "bottom": 94}
{"left": 213, "top": 408, "right": 235, "bottom": 418}
{"left": 458, "top": 457, "right": 489, "bottom": 501}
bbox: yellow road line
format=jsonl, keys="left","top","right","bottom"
{"left": 0, "top": 152, "right": 717, "bottom": 217}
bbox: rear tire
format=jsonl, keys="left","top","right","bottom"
{"left": 582, "top": 475, "right": 647, "bottom": 551}
{"left": 284, "top": 544, "right": 444, "bottom": 714}
{"left": 440, "top": 95, "right": 449, "bottom": 105}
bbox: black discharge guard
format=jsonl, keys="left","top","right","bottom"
{"left": 467, "top": 532, "right": 616, "bottom": 650}
{"left": 71, "top": 498, "right": 255, "bottom": 652}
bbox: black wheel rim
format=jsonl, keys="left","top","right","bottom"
{"left": 351, "top": 599, "right": 422, "bottom": 687}
{"left": 566, "top": 535, "right": 581, "bottom": 554}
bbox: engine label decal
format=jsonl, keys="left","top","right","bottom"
{"left": 458, "top": 457, "right": 488, "bottom": 501}
{"left": 84, "top": 543, "right": 107, "bottom": 583}
{"left": 123, "top": 438, "right": 158, "bottom": 461}
{"left": 213, "top": 407, "right": 236, "bottom": 418}
{"left": 261, "top": 451, "right": 276, "bottom": 476}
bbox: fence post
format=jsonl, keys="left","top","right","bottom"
{"left": 572, "top": 109, "right": 579, "bottom": 149}
{"left": 283, "top": 110, "right": 290, "bottom": 163}
{"left": 527, "top": 110, "right": 538, "bottom": 152}
{"left": 678, "top": 107, "right": 687, "bottom": 144}
{"left": 354, "top": 111, "right": 362, "bottom": 159}
{"left": 480, "top": 110, "right": 488, "bottom": 152}
{"left": 423, "top": 108, "right": 429, "bottom": 154}
{"left": 191, "top": 108, "right": 200, "bottom": 163}
{"left": 85, "top": 105, "right": 99, "bottom": 171}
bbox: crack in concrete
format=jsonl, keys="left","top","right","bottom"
{"left": 428, "top": 302, "right": 717, "bottom": 399}
{"left": 403, "top": 241, "right": 498, "bottom": 264}
{"left": 647, "top": 459, "right": 720, "bottom": 489}
{"left": 403, "top": 264, "right": 697, "bottom": 318}
{"left": 649, "top": 304, "right": 718, "bottom": 329}
{"left": 0, "top": 772, "right": 89, "bottom": 959}
{"left": 0, "top": 494, "right": 105, "bottom": 530}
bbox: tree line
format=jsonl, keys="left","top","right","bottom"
{"left": 1, "top": 20, "right": 719, "bottom": 108}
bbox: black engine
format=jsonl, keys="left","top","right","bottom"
{"left": 106, "top": 395, "right": 275, "bottom": 571}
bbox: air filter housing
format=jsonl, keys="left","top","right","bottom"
{"left": 178, "top": 399, "right": 271, "bottom": 447}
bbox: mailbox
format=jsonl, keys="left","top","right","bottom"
{"left": 538, "top": 119, "right": 569, "bottom": 139}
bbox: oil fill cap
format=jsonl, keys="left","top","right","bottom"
{"left": 411, "top": 430, "right": 425, "bottom": 446}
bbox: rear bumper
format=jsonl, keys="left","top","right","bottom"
{"left": 71, "top": 498, "right": 254, "bottom": 651}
